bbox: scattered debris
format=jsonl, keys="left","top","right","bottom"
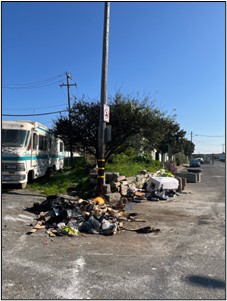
{"left": 25, "top": 194, "right": 157, "bottom": 238}
{"left": 25, "top": 169, "right": 197, "bottom": 239}
{"left": 125, "top": 226, "right": 160, "bottom": 234}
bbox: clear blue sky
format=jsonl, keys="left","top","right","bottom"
{"left": 2, "top": 1, "right": 225, "bottom": 154}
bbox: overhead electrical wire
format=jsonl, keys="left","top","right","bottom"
{"left": 2, "top": 109, "right": 68, "bottom": 117}
{"left": 3, "top": 73, "right": 65, "bottom": 89}
{"left": 3, "top": 80, "right": 64, "bottom": 89}
{"left": 187, "top": 133, "right": 224, "bottom": 138}
{"left": 3, "top": 73, "right": 65, "bottom": 86}
{"left": 195, "top": 134, "right": 224, "bottom": 137}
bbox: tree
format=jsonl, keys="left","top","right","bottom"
{"left": 53, "top": 99, "right": 99, "bottom": 157}
{"left": 52, "top": 92, "right": 185, "bottom": 161}
{"left": 181, "top": 139, "right": 195, "bottom": 157}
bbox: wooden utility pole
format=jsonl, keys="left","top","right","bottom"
{"left": 97, "top": 2, "right": 110, "bottom": 195}
{"left": 60, "top": 72, "right": 77, "bottom": 165}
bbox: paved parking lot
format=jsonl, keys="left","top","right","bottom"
{"left": 2, "top": 161, "right": 225, "bottom": 299}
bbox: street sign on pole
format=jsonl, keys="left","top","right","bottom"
{"left": 104, "top": 104, "right": 110, "bottom": 122}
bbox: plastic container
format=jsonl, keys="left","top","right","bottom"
{"left": 101, "top": 219, "right": 111, "bottom": 230}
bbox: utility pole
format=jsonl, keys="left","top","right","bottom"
{"left": 60, "top": 72, "right": 77, "bottom": 166}
{"left": 97, "top": 2, "right": 110, "bottom": 195}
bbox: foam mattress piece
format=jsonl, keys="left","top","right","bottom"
{"left": 146, "top": 176, "right": 179, "bottom": 192}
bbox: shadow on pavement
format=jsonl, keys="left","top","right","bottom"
{"left": 2, "top": 186, "right": 45, "bottom": 198}
{"left": 185, "top": 275, "right": 225, "bottom": 289}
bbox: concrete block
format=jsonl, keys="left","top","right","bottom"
{"left": 105, "top": 173, "right": 120, "bottom": 183}
{"left": 103, "top": 184, "right": 111, "bottom": 194}
{"left": 127, "top": 176, "right": 136, "bottom": 184}
{"left": 187, "top": 168, "right": 203, "bottom": 173}
{"left": 117, "top": 175, "right": 126, "bottom": 182}
{"left": 175, "top": 172, "right": 197, "bottom": 183}
{"left": 104, "top": 192, "right": 121, "bottom": 203}
{"left": 176, "top": 176, "right": 182, "bottom": 192}
{"left": 196, "top": 173, "right": 202, "bottom": 182}
{"left": 120, "top": 184, "right": 128, "bottom": 196}
{"left": 182, "top": 177, "right": 187, "bottom": 190}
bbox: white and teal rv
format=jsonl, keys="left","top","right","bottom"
{"left": 2, "top": 120, "right": 64, "bottom": 188}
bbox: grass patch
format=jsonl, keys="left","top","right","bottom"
{"left": 28, "top": 157, "right": 93, "bottom": 196}
{"left": 28, "top": 153, "right": 162, "bottom": 195}
{"left": 105, "top": 153, "right": 162, "bottom": 176}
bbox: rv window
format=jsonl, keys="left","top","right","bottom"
{"left": 33, "top": 133, "right": 38, "bottom": 150}
{"left": 60, "top": 142, "right": 64, "bottom": 152}
{"left": 39, "top": 135, "right": 48, "bottom": 151}
{"left": 2, "top": 129, "right": 29, "bottom": 147}
{"left": 49, "top": 137, "right": 52, "bottom": 150}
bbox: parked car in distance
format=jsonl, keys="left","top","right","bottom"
{"left": 190, "top": 159, "right": 201, "bottom": 167}
{"left": 195, "top": 157, "right": 204, "bottom": 164}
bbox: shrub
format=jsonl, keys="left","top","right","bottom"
{"left": 164, "top": 161, "right": 177, "bottom": 173}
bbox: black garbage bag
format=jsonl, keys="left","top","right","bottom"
{"left": 66, "top": 208, "right": 84, "bottom": 222}
{"left": 78, "top": 216, "right": 101, "bottom": 234}
{"left": 26, "top": 200, "right": 52, "bottom": 214}
{"left": 44, "top": 208, "right": 68, "bottom": 228}
{"left": 26, "top": 195, "right": 67, "bottom": 213}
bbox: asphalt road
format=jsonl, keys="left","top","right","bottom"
{"left": 2, "top": 161, "right": 226, "bottom": 299}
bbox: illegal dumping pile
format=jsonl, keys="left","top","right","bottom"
{"left": 91, "top": 170, "right": 181, "bottom": 205}
{"left": 25, "top": 173, "right": 182, "bottom": 238}
{"left": 26, "top": 195, "right": 122, "bottom": 237}
{"left": 145, "top": 176, "right": 179, "bottom": 201}
{"left": 25, "top": 194, "right": 160, "bottom": 237}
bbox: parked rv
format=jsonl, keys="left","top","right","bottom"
{"left": 2, "top": 120, "right": 64, "bottom": 188}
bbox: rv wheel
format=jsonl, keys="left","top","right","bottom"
{"left": 46, "top": 167, "right": 54, "bottom": 178}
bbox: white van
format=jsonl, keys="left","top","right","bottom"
{"left": 2, "top": 120, "right": 64, "bottom": 188}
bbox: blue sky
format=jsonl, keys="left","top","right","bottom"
{"left": 2, "top": 1, "right": 225, "bottom": 154}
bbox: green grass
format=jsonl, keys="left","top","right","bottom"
{"left": 105, "top": 161, "right": 161, "bottom": 177}
{"left": 106, "top": 153, "right": 162, "bottom": 176}
{"left": 27, "top": 157, "right": 92, "bottom": 196}
{"left": 28, "top": 154, "right": 162, "bottom": 196}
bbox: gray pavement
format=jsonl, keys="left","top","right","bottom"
{"left": 1, "top": 161, "right": 226, "bottom": 299}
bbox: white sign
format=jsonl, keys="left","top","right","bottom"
{"left": 104, "top": 104, "right": 110, "bottom": 122}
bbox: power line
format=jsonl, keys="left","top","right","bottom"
{"left": 3, "top": 73, "right": 65, "bottom": 89}
{"left": 3, "top": 73, "right": 65, "bottom": 86}
{"left": 3, "top": 80, "right": 64, "bottom": 89}
{"left": 2, "top": 109, "right": 68, "bottom": 117}
{"left": 195, "top": 134, "right": 224, "bottom": 137}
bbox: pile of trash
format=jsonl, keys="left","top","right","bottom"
{"left": 145, "top": 176, "right": 179, "bottom": 201}
{"left": 25, "top": 194, "right": 160, "bottom": 237}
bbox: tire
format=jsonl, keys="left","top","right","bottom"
{"left": 28, "top": 170, "right": 34, "bottom": 183}
{"left": 46, "top": 167, "right": 54, "bottom": 178}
